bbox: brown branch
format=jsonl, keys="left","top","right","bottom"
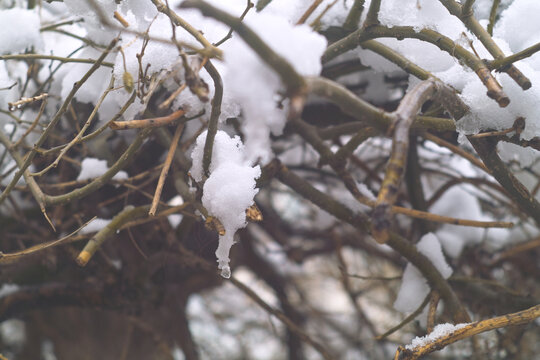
{"left": 110, "top": 109, "right": 186, "bottom": 130}
{"left": 423, "top": 132, "right": 489, "bottom": 173}
{"left": 372, "top": 79, "right": 438, "bottom": 244}
{"left": 149, "top": 123, "right": 184, "bottom": 216}
{"left": 426, "top": 291, "right": 441, "bottom": 333}
{"left": 395, "top": 304, "right": 540, "bottom": 359}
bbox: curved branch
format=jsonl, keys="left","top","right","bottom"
{"left": 395, "top": 304, "right": 540, "bottom": 359}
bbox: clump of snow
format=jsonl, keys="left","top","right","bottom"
{"left": 190, "top": 131, "right": 261, "bottom": 278}
{"left": 495, "top": 0, "right": 540, "bottom": 53}
{"left": 77, "top": 157, "right": 128, "bottom": 181}
{"left": 498, "top": 142, "right": 539, "bottom": 168}
{"left": 167, "top": 195, "right": 184, "bottom": 228}
{"left": 0, "top": 284, "right": 20, "bottom": 298}
{"left": 394, "top": 233, "right": 452, "bottom": 313}
{"left": 0, "top": 8, "right": 42, "bottom": 54}
{"left": 111, "top": 14, "right": 179, "bottom": 88}
{"left": 377, "top": 0, "right": 466, "bottom": 40}
{"left": 261, "top": 0, "right": 351, "bottom": 29}
{"left": 431, "top": 186, "right": 490, "bottom": 258}
{"left": 80, "top": 218, "right": 112, "bottom": 234}
{"left": 63, "top": 0, "right": 117, "bottom": 45}
{"left": 406, "top": 322, "right": 468, "bottom": 350}
{"left": 224, "top": 12, "right": 327, "bottom": 163}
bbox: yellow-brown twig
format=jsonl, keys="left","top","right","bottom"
{"left": 113, "top": 11, "right": 130, "bottom": 27}
{"left": 7, "top": 93, "right": 48, "bottom": 111}
{"left": 491, "top": 237, "right": 540, "bottom": 265}
{"left": 310, "top": 0, "right": 339, "bottom": 28}
{"left": 426, "top": 291, "right": 440, "bottom": 333}
{"left": 149, "top": 122, "right": 184, "bottom": 216}
{"left": 359, "top": 194, "right": 513, "bottom": 228}
{"left": 32, "top": 79, "right": 114, "bottom": 177}
{"left": 389, "top": 204, "right": 513, "bottom": 228}
{"left": 121, "top": 204, "right": 192, "bottom": 229}
{"left": 158, "top": 83, "right": 187, "bottom": 110}
{"left": 468, "top": 127, "right": 513, "bottom": 138}
{"left": 376, "top": 293, "right": 431, "bottom": 340}
{"left": 395, "top": 304, "right": 540, "bottom": 359}
{"left": 423, "top": 132, "right": 489, "bottom": 173}
{"left": 296, "top": 0, "right": 323, "bottom": 25}
{"left": 11, "top": 96, "right": 48, "bottom": 149}
{"left": 109, "top": 109, "right": 186, "bottom": 130}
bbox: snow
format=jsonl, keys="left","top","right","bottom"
{"left": 498, "top": 142, "right": 539, "bottom": 168}
{"left": 77, "top": 157, "right": 128, "bottom": 181}
{"left": 376, "top": 0, "right": 466, "bottom": 40}
{"left": 0, "top": 284, "right": 19, "bottom": 298}
{"left": 406, "top": 322, "right": 469, "bottom": 350}
{"left": 79, "top": 217, "right": 112, "bottom": 234}
{"left": 190, "top": 131, "right": 261, "bottom": 277}
{"left": 0, "top": 8, "right": 42, "bottom": 54}
{"left": 495, "top": 0, "right": 540, "bottom": 53}
{"left": 167, "top": 195, "right": 184, "bottom": 228}
{"left": 223, "top": 11, "right": 327, "bottom": 163}
{"left": 394, "top": 233, "right": 452, "bottom": 313}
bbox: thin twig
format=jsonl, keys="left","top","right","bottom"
{"left": 149, "top": 123, "right": 184, "bottom": 216}
{"left": 110, "top": 109, "right": 186, "bottom": 130}
{"left": 426, "top": 291, "right": 441, "bottom": 333}
{"left": 0, "top": 54, "right": 114, "bottom": 67}
{"left": 423, "top": 132, "right": 489, "bottom": 173}
{"left": 11, "top": 96, "right": 48, "bottom": 149}
{"left": 214, "top": 0, "right": 254, "bottom": 47}
{"left": 487, "top": 0, "right": 501, "bottom": 35}
{"left": 8, "top": 93, "right": 48, "bottom": 111}
{"left": 180, "top": 0, "right": 306, "bottom": 97}
{"left": 202, "top": 60, "right": 223, "bottom": 177}
{"left": 31, "top": 77, "right": 115, "bottom": 177}
{"left": 296, "top": 0, "right": 324, "bottom": 25}
{"left": 0, "top": 37, "right": 119, "bottom": 207}
{"left": 376, "top": 293, "right": 431, "bottom": 340}
{"left": 0, "top": 217, "right": 96, "bottom": 264}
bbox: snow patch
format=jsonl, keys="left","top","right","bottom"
{"left": 394, "top": 233, "right": 452, "bottom": 313}
{"left": 190, "top": 131, "right": 260, "bottom": 278}
{"left": 406, "top": 323, "right": 469, "bottom": 350}
{"left": 77, "top": 157, "right": 128, "bottom": 181}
